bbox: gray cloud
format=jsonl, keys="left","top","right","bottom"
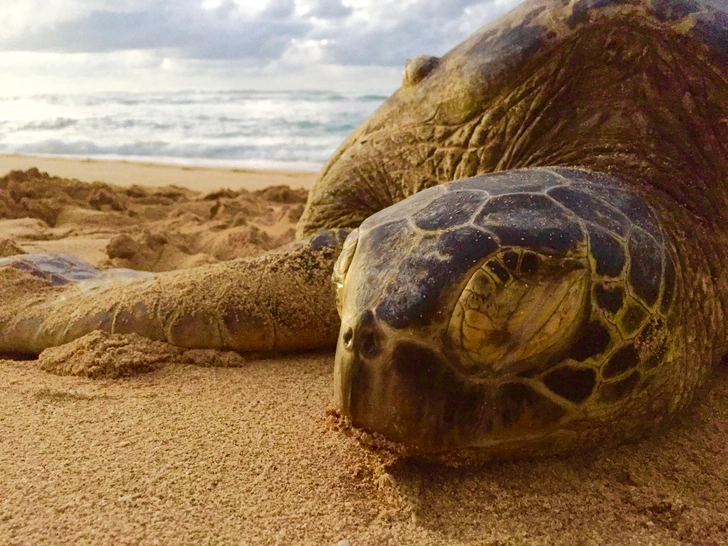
{"left": 0, "top": 0, "right": 523, "bottom": 66}
{"left": 261, "top": 0, "right": 297, "bottom": 19}
{"left": 315, "top": 0, "right": 518, "bottom": 66}
{"left": 306, "top": 0, "right": 352, "bottom": 19}
{"left": 0, "top": 1, "right": 310, "bottom": 61}
{"left": 1, "top": 10, "right": 180, "bottom": 52}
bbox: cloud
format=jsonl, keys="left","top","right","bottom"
{"left": 0, "top": 1, "right": 153, "bottom": 38}
{"left": 0, "top": 0, "right": 523, "bottom": 64}
{"left": 0, "top": 0, "right": 311, "bottom": 61}
{"left": 0, "top": 0, "right": 525, "bottom": 95}
{"left": 313, "top": 0, "right": 523, "bottom": 65}
{"left": 0, "top": 49, "right": 403, "bottom": 96}
{"left": 305, "top": 0, "right": 352, "bottom": 19}
{"left": 262, "top": 0, "right": 297, "bottom": 18}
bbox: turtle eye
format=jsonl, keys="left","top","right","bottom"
{"left": 447, "top": 252, "right": 589, "bottom": 375}
{"left": 332, "top": 229, "right": 359, "bottom": 317}
{"left": 402, "top": 54, "right": 439, "bottom": 86}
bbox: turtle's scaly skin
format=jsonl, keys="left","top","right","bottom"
{"left": 2, "top": 0, "right": 728, "bottom": 457}
{"left": 301, "top": 0, "right": 728, "bottom": 234}
{"left": 320, "top": 0, "right": 728, "bottom": 455}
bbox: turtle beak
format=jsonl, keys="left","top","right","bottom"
{"left": 333, "top": 309, "right": 381, "bottom": 422}
{"left": 333, "top": 309, "right": 486, "bottom": 453}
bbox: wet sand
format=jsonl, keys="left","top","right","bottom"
{"left": 0, "top": 154, "right": 318, "bottom": 193}
{"left": 0, "top": 158, "right": 726, "bottom": 545}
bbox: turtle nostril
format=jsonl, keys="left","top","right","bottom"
{"left": 342, "top": 310, "right": 383, "bottom": 358}
{"left": 360, "top": 331, "right": 380, "bottom": 358}
{"left": 342, "top": 327, "right": 354, "bottom": 350}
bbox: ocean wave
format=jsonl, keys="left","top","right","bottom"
{"left": 2, "top": 138, "right": 338, "bottom": 164}
{"left": 0, "top": 88, "right": 388, "bottom": 166}
{"left": 17, "top": 118, "right": 78, "bottom": 131}
{"left": 35, "top": 89, "right": 385, "bottom": 107}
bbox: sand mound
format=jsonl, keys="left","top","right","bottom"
{"left": 0, "top": 169, "right": 307, "bottom": 271}
{"left": 37, "top": 330, "right": 248, "bottom": 378}
{"left": 178, "top": 348, "right": 247, "bottom": 368}
{"left": 38, "top": 331, "right": 178, "bottom": 378}
{"left": 0, "top": 237, "right": 25, "bottom": 257}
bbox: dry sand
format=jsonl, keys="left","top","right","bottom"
{"left": 0, "top": 157, "right": 726, "bottom": 545}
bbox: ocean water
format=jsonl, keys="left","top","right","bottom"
{"left": 0, "top": 90, "right": 390, "bottom": 171}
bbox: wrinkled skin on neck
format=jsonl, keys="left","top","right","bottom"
{"left": 298, "top": 0, "right": 728, "bottom": 238}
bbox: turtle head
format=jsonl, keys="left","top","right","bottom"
{"left": 332, "top": 170, "right": 679, "bottom": 457}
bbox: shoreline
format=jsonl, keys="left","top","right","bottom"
{"left": 0, "top": 153, "right": 320, "bottom": 193}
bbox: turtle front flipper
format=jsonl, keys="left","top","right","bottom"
{"left": 0, "top": 229, "right": 350, "bottom": 355}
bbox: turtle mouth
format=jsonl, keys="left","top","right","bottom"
{"left": 333, "top": 308, "right": 576, "bottom": 455}
{"left": 333, "top": 310, "right": 489, "bottom": 453}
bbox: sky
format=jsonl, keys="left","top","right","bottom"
{"left": 0, "top": 0, "right": 523, "bottom": 96}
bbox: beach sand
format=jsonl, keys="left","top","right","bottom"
{"left": 0, "top": 154, "right": 318, "bottom": 193}
{"left": 0, "top": 156, "right": 726, "bottom": 545}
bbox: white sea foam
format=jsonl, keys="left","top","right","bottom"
{"left": 0, "top": 90, "right": 389, "bottom": 170}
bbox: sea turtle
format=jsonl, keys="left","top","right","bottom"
{"left": 1, "top": 0, "right": 727, "bottom": 458}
